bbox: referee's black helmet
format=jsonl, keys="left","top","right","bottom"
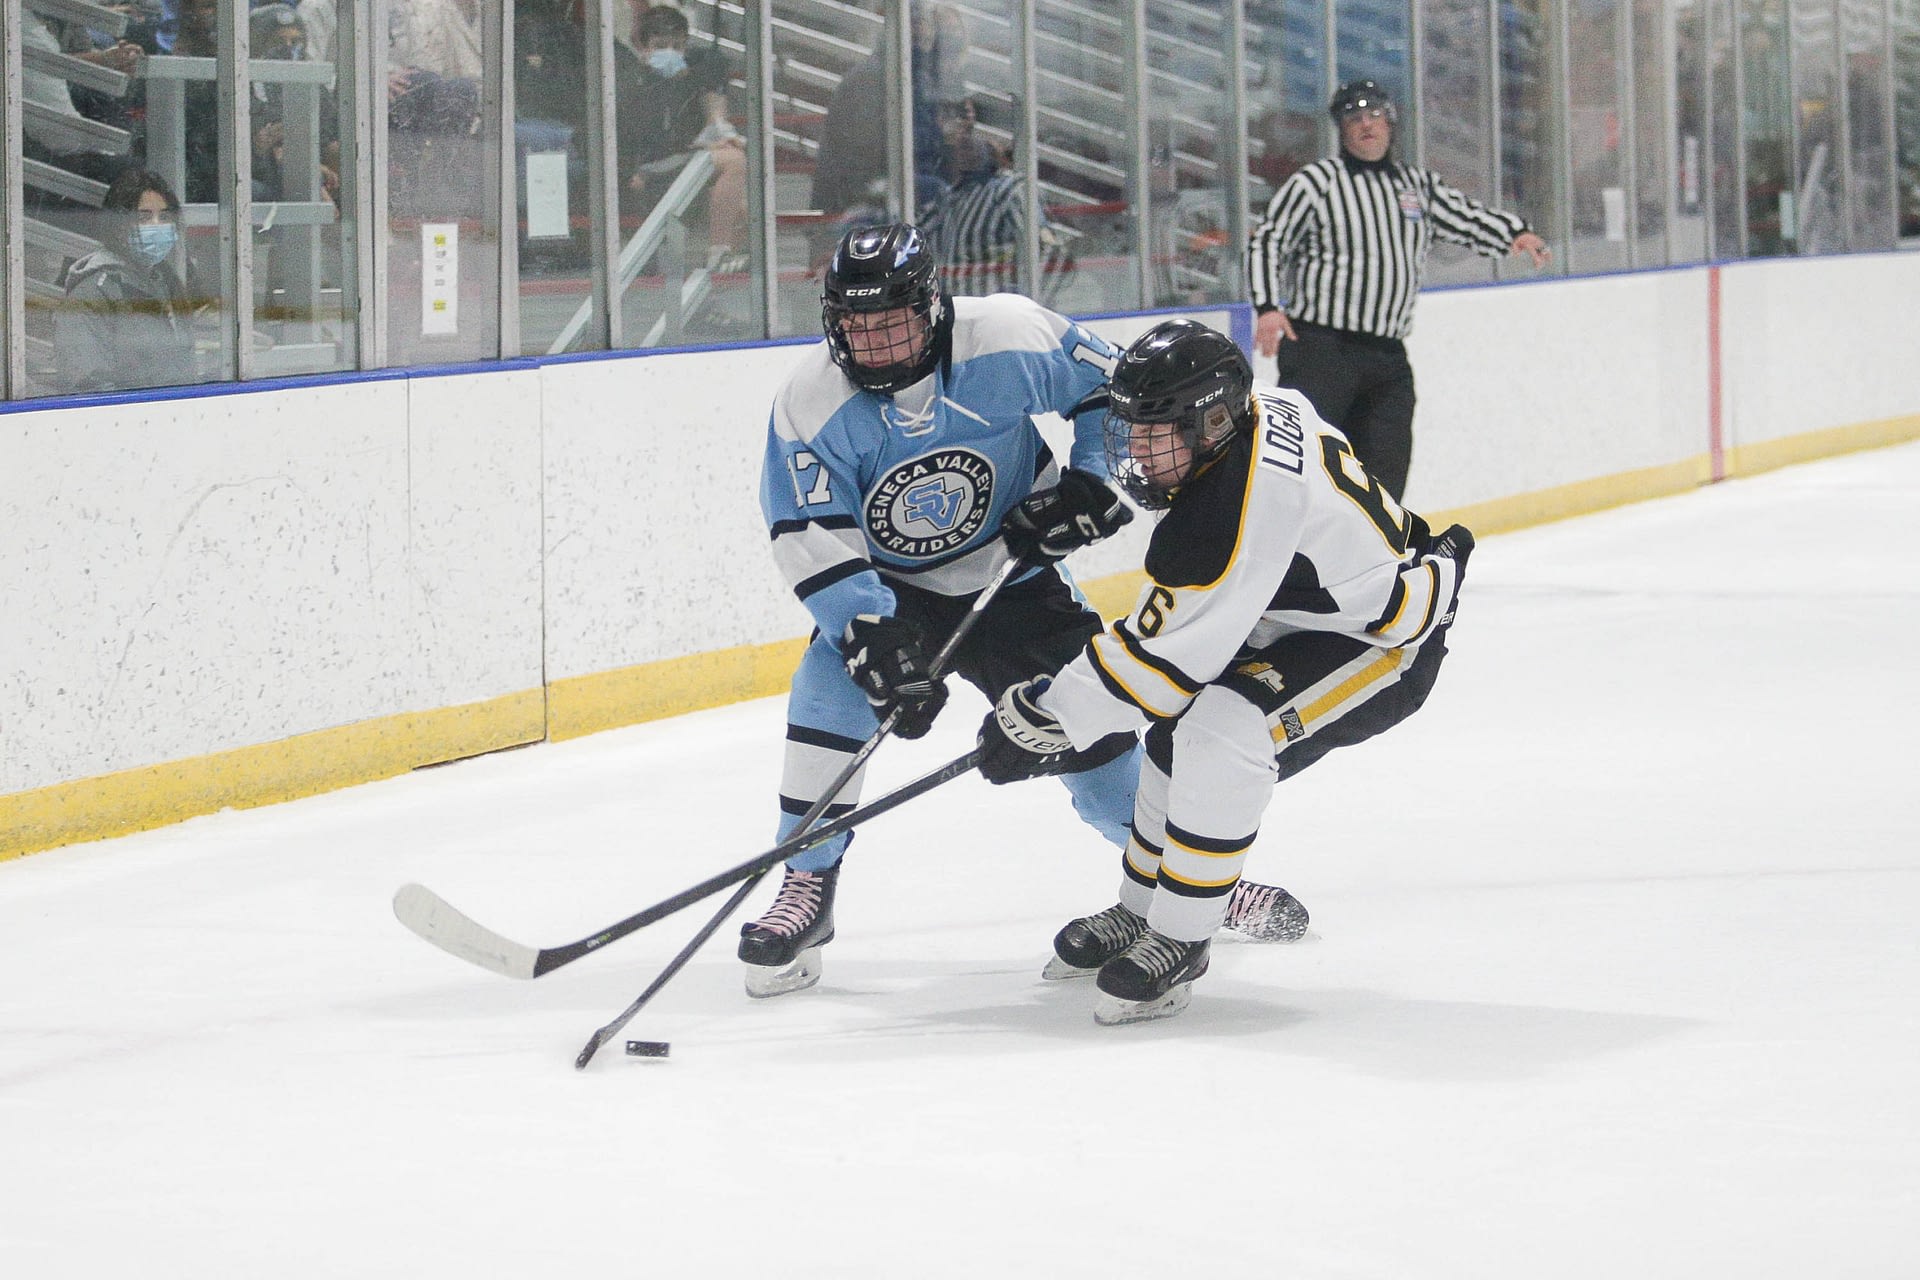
{"left": 1329, "top": 78, "right": 1398, "bottom": 124}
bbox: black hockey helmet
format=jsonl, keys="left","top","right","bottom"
{"left": 821, "top": 222, "right": 951, "bottom": 395}
{"left": 1329, "top": 78, "right": 1398, "bottom": 124}
{"left": 1103, "top": 319, "right": 1254, "bottom": 510}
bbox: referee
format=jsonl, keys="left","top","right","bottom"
{"left": 1247, "top": 79, "right": 1549, "bottom": 499}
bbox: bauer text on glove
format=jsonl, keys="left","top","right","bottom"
{"left": 977, "top": 677, "right": 1076, "bottom": 783}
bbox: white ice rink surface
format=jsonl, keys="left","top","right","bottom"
{"left": 6, "top": 444, "right": 1919, "bottom": 1279}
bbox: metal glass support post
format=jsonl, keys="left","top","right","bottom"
{"left": 220, "top": 0, "right": 257, "bottom": 379}
{"left": 1409, "top": 0, "right": 1428, "bottom": 169}
{"left": 1225, "top": 0, "right": 1251, "bottom": 297}
{"left": 1883, "top": 0, "right": 1900, "bottom": 246}
{"left": 1622, "top": 0, "right": 1642, "bottom": 263}
{"left": 361, "top": 0, "right": 390, "bottom": 367}
{"left": 489, "top": 0, "right": 517, "bottom": 357}
{"left": 588, "top": 0, "right": 619, "bottom": 349}
{"left": 1488, "top": 0, "right": 1505, "bottom": 229}
{"left": 3, "top": 0, "right": 24, "bottom": 396}
{"left": 1325, "top": 1, "right": 1342, "bottom": 157}
{"left": 888, "top": 4, "right": 914, "bottom": 220}
{"left": 747, "top": 0, "right": 775, "bottom": 339}
{"left": 1730, "top": 0, "right": 1750, "bottom": 255}
{"left": 1552, "top": 0, "right": 1575, "bottom": 260}
{"left": 1131, "top": 0, "right": 1152, "bottom": 308}
{"left": 1014, "top": 0, "right": 1039, "bottom": 300}
{"left": 1834, "top": 0, "right": 1856, "bottom": 249}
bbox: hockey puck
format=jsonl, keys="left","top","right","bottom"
{"left": 624, "top": 1040, "right": 671, "bottom": 1059}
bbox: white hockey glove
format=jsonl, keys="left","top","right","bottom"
{"left": 843, "top": 614, "right": 948, "bottom": 739}
{"left": 977, "top": 677, "right": 1076, "bottom": 784}
{"left": 1001, "top": 469, "right": 1133, "bottom": 565}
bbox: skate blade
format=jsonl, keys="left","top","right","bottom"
{"left": 1040, "top": 956, "right": 1099, "bottom": 981}
{"left": 1093, "top": 983, "right": 1194, "bottom": 1026}
{"left": 743, "top": 946, "right": 825, "bottom": 999}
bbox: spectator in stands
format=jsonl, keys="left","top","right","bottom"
{"left": 390, "top": 0, "right": 483, "bottom": 95}
{"left": 248, "top": 3, "right": 340, "bottom": 204}
{"left": 386, "top": 0, "right": 485, "bottom": 217}
{"left": 296, "top": 0, "right": 337, "bottom": 64}
{"left": 917, "top": 95, "right": 1074, "bottom": 305}
{"left": 615, "top": 3, "right": 747, "bottom": 270}
{"left": 171, "top": 0, "right": 222, "bottom": 201}
{"left": 809, "top": 1, "right": 968, "bottom": 255}
{"left": 21, "top": 11, "right": 144, "bottom": 190}
{"left": 56, "top": 169, "right": 198, "bottom": 394}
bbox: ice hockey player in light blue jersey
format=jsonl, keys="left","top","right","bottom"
{"left": 740, "top": 222, "right": 1308, "bottom": 999}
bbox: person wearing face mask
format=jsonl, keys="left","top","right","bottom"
{"left": 614, "top": 4, "right": 747, "bottom": 271}
{"left": 56, "top": 169, "right": 200, "bottom": 394}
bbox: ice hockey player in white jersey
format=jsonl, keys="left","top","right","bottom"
{"left": 742, "top": 224, "right": 1310, "bottom": 999}
{"left": 975, "top": 318, "right": 1473, "bottom": 1025}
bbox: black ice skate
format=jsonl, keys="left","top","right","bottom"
{"left": 738, "top": 864, "right": 839, "bottom": 998}
{"left": 1222, "top": 880, "right": 1311, "bottom": 943}
{"left": 1093, "top": 930, "right": 1211, "bottom": 1026}
{"left": 1041, "top": 903, "right": 1146, "bottom": 981}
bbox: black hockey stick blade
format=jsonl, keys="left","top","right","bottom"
{"left": 393, "top": 747, "right": 983, "bottom": 980}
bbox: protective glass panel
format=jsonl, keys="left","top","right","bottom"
{"left": 1566, "top": 0, "right": 1631, "bottom": 274}
{"left": 1741, "top": 0, "right": 1794, "bottom": 256}
{"left": 1710, "top": 0, "right": 1744, "bottom": 254}
{"left": 769, "top": 0, "right": 891, "bottom": 338}
{"left": 1244, "top": 0, "right": 1327, "bottom": 219}
{"left": 515, "top": 0, "right": 598, "bottom": 355}
{"left": 247, "top": 0, "right": 358, "bottom": 376}
{"left": 1336, "top": 0, "right": 1413, "bottom": 136}
{"left": 1843, "top": 0, "right": 1895, "bottom": 250}
{"left": 1146, "top": 0, "right": 1236, "bottom": 307}
{"left": 1672, "top": 0, "right": 1713, "bottom": 262}
{"left": 1630, "top": 0, "right": 1667, "bottom": 267}
{"left": 23, "top": 0, "right": 235, "bottom": 395}
{"left": 1898, "top": 0, "right": 1920, "bottom": 240}
{"left": 388, "top": 0, "right": 502, "bottom": 365}
{"left": 1499, "top": 0, "right": 1564, "bottom": 276}
{"left": 1033, "top": 2, "right": 1141, "bottom": 312}
{"left": 913, "top": 1, "right": 1058, "bottom": 305}
{"left": 1420, "top": 0, "right": 1497, "bottom": 286}
{"left": 1790, "top": 0, "right": 1843, "bottom": 254}
{"left": 615, "top": 1, "right": 759, "bottom": 347}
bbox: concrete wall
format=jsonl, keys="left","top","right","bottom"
{"left": 3, "top": 262, "right": 1916, "bottom": 856}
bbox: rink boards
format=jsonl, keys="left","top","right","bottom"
{"left": 4, "top": 256, "right": 1918, "bottom": 856}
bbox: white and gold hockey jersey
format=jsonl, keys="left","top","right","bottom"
{"left": 1042, "top": 385, "right": 1463, "bottom": 750}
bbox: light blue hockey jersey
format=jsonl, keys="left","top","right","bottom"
{"left": 761, "top": 293, "right": 1119, "bottom": 642}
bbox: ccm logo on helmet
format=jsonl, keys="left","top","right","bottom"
{"left": 1193, "top": 387, "right": 1225, "bottom": 407}
{"left": 843, "top": 286, "right": 885, "bottom": 298}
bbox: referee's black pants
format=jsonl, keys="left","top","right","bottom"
{"left": 1273, "top": 320, "right": 1417, "bottom": 500}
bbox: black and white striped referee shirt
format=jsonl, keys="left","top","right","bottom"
{"left": 1246, "top": 153, "right": 1528, "bottom": 340}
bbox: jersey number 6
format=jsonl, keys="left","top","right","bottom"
{"left": 1319, "top": 436, "right": 1411, "bottom": 555}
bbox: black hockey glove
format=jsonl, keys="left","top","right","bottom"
{"left": 1428, "top": 522, "right": 1475, "bottom": 577}
{"left": 843, "top": 614, "right": 949, "bottom": 739}
{"left": 1001, "top": 469, "right": 1134, "bottom": 565}
{"left": 977, "top": 677, "right": 1077, "bottom": 784}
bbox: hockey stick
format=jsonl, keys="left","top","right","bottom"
{"left": 569, "top": 556, "right": 1027, "bottom": 1067}
{"left": 394, "top": 556, "right": 1023, "bottom": 984}
{"left": 394, "top": 747, "right": 984, "bottom": 983}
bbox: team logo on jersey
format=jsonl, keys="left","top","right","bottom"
{"left": 1397, "top": 188, "right": 1425, "bottom": 221}
{"left": 1277, "top": 708, "right": 1307, "bottom": 742}
{"left": 865, "top": 448, "right": 996, "bottom": 560}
